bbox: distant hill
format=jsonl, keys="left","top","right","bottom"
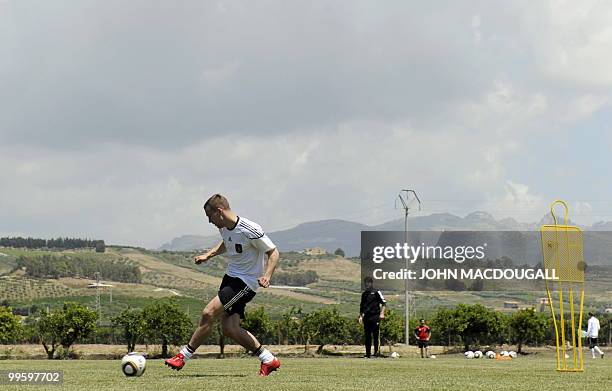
{"left": 158, "top": 234, "right": 219, "bottom": 252}
{"left": 591, "top": 221, "right": 612, "bottom": 231}
{"left": 266, "top": 219, "right": 370, "bottom": 256}
{"left": 160, "top": 211, "right": 612, "bottom": 256}
{"left": 158, "top": 219, "right": 370, "bottom": 255}
{"left": 371, "top": 212, "right": 533, "bottom": 231}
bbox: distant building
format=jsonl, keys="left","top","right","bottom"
{"left": 87, "top": 283, "right": 114, "bottom": 288}
{"left": 301, "top": 247, "right": 327, "bottom": 256}
{"left": 504, "top": 301, "right": 519, "bottom": 309}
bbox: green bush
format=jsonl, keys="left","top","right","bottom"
{"left": 272, "top": 271, "right": 318, "bottom": 286}
{"left": 0, "top": 306, "right": 23, "bottom": 344}
{"left": 141, "top": 299, "right": 193, "bottom": 358}
{"left": 430, "top": 304, "right": 508, "bottom": 350}
{"left": 111, "top": 308, "right": 145, "bottom": 353}
{"left": 16, "top": 254, "right": 141, "bottom": 283}
{"left": 380, "top": 309, "right": 404, "bottom": 347}
{"left": 509, "top": 308, "right": 548, "bottom": 353}
{"left": 242, "top": 306, "right": 274, "bottom": 343}
{"left": 35, "top": 302, "right": 98, "bottom": 359}
{"left": 302, "top": 307, "right": 352, "bottom": 353}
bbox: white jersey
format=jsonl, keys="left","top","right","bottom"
{"left": 219, "top": 216, "right": 276, "bottom": 291}
{"left": 587, "top": 316, "right": 600, "bottom": 338}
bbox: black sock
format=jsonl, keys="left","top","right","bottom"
{"left": 186, "top": 344, "right": 196, "bottom": 354}
{"left": 253, "top": 345, "right": 264, "bottom": 355}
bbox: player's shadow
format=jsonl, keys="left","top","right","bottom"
{"left": 177, "top": 374, "right": 247, "bottom": 378}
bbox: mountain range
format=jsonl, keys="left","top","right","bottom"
{"left": 159, "top": 211, "right": 612, "bottom": 256}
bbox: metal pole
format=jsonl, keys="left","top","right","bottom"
{"left": 404, "top": 208, "right": 410, "bottom": 345}
{"left": 396, "top": 190, "right": 421, "bottom": 345}
{"left": 94, "top": 272, "right": 101, "bottom": 323}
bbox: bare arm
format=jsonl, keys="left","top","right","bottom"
{"left": 194, "top": 241, "right": 226, "bottom": 264}
{"left": 257, "top": 247, "right": 280, "bottom": 288}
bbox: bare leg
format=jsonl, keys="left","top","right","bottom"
{"left": 188, "top": 296, "right": 225, "bottom": 349}
{"left": 221, "top": 312, "right": 260, "bottom": 351}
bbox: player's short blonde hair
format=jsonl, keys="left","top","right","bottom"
{"left": 203, "top": 194, "right": 230, "bottom": 211}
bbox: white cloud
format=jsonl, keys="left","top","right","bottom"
{"left": 477, "top": 181, "right": 546, "bottom": 223}
{"left": 525, "top": 0, "right": 612, "bottom": 87}
{"left": 559, "top": 94, "right": 609, "bottom": 122}
{"left": 199, "top": 62, "right": 241, "bottom": 84}
{"left": 0, "top": 119, "right": 556, "bottom": 246}
{"left": 2, "top": 1, "right": 612, "bottom": 246}
{"left": 453, "top": 81, "right": 549, "bottom": 133}
{"left": 502, "top": 181, "right": 544, "bottom": 210}
{"left": 471, "top": 14, "right": 482, "bottom": 43}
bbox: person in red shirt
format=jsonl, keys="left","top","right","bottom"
{"left": 414, "top": 319, "right": 431, "bottom": 358}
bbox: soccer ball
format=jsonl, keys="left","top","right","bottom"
{"left": 121, "top": 353, "right": 146, "bottom": 377}
{"left": 430, "top": 355, "right": 437, "bottom": 359}
{"left": 464, "top": 351, "right": 475, "bottom": 359}
{"left": 473, "top": 350, "right": 483, "bottom": 359}
{"left": 500, "top": 351, "right": 509, "bottom": 357}
{"left": 508, "top": 351, "right": 517, "bottom": 358}
{"left": 391, "top": 352, "right": 400, "bottom": 359}
{"left": 485, "top": 351, "right": 496, "bottom": 359}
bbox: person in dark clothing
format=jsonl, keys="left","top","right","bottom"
{"left": 359, "top": 276, "right": 386, "bottom": 358}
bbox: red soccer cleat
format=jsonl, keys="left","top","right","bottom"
{"left": 259, "top": 357, "right": 281, "bottom": 377}
{"left": 164, "top": 353, "right": 186, "bottom": 371}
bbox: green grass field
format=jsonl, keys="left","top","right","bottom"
{"left": 1, "top": 355, "right": 609, "bottom": 391}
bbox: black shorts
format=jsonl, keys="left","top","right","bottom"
{"left": 218, "top": 274, "right": 256, "bottom": 319}
{"left": 417, "top": 340, "right": 429, "bottom": 348}
{"left": 589, "top": 337, "right": 599, "bottom": 349}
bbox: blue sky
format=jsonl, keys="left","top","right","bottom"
{"left": 1, "top": 1, "right": 611, "bottom": 247}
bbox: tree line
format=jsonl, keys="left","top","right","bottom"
{"left": 0, "top": 236, "right": 105, "bottom": 252}
{"left": 271, "top": 270, "right": 318, "bottom": 286}
{"left": 1, "top": 301, "right": 609, "bottom": 359}
{"left": 16, "top": 254, "right": 141, "bottom": 283}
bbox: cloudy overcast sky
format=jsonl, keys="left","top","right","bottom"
{"left": 1, "top": 0, "right": 611, "bottom": 248}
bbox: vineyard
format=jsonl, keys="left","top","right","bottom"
{"left": 0, "top": 277, "right": 76, "bottom": 302}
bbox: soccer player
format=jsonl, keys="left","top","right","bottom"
{"left": 359, "top": 276, "right": 386, "bottom": 358}
{"left": 164, "top": 194, "right": 281, "bottom": 376}
{"left": 587, "top": 312, "right": 604, "bottom": 359}
{"left": 414, "top": 319, "right": 431, "bottom": 358}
